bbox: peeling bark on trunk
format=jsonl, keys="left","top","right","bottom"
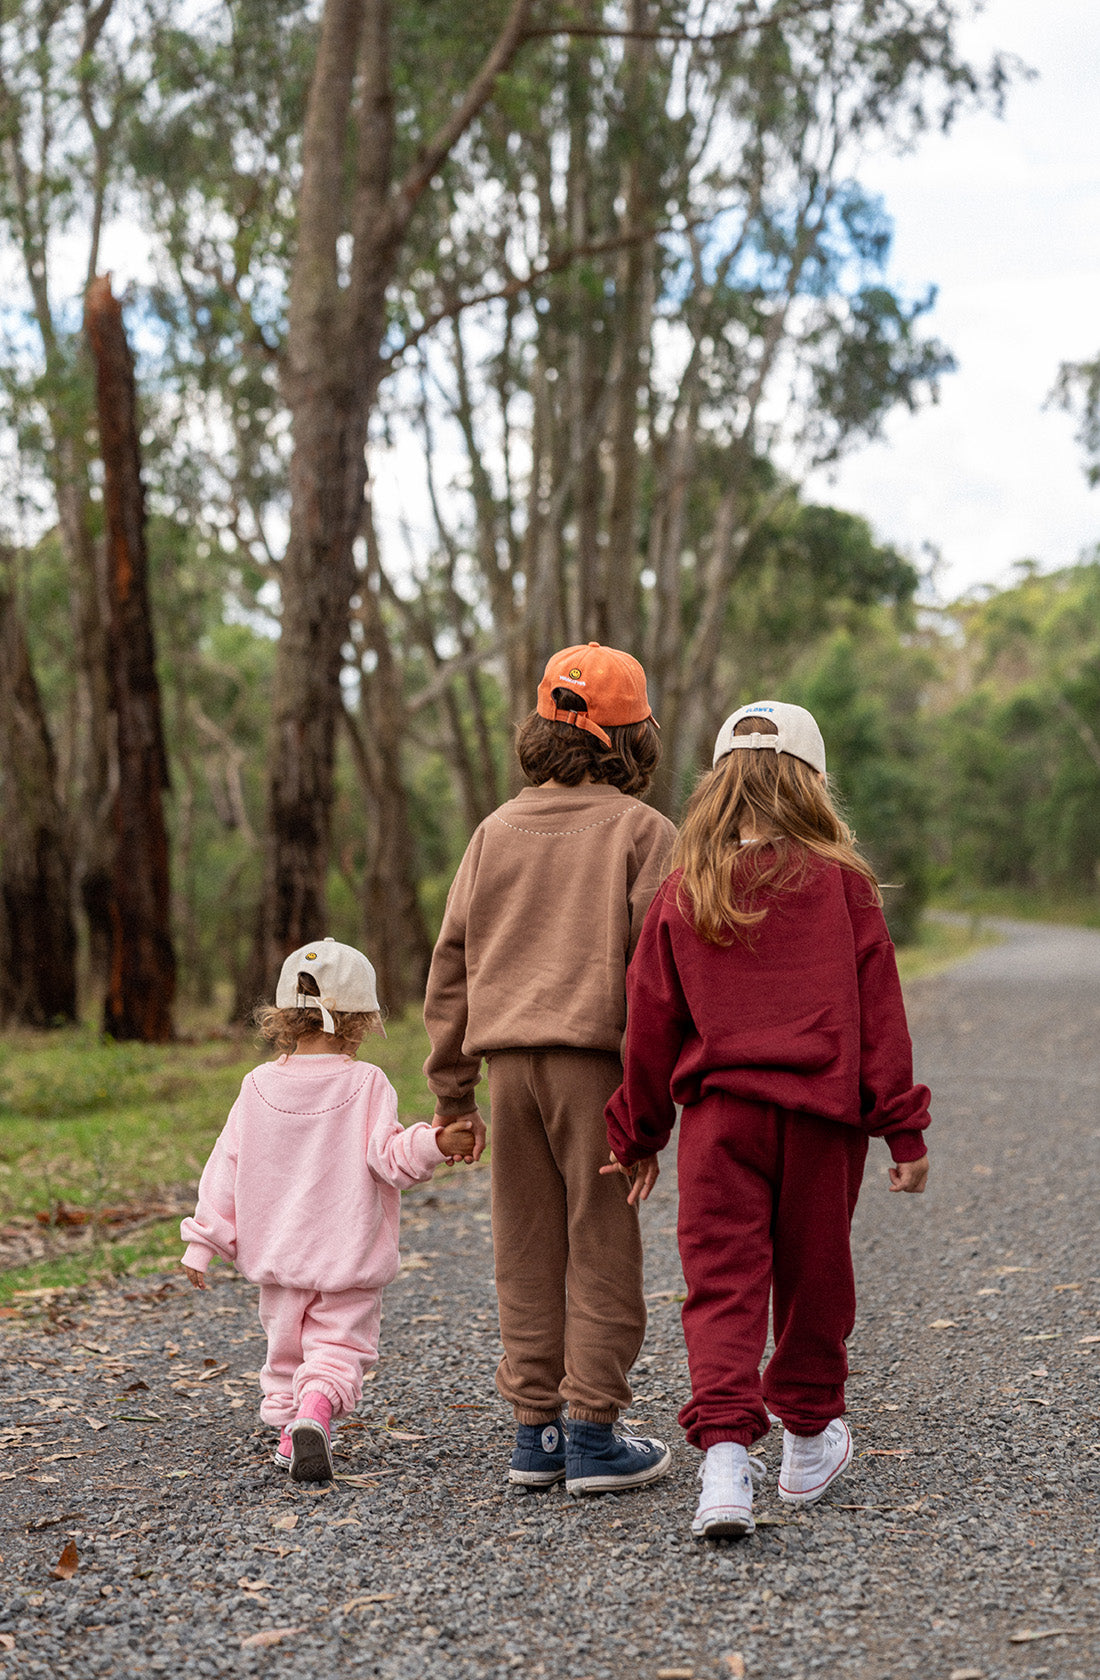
{"left": 85, "top": 275, "right": 176, "bottom": 1043}
{"left": 0, "top": 566, "right": 78, "bottom": 1027}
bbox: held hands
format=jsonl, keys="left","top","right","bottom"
{"left": 434, "top": 1108, "right": 486, "bottom": 1164}
{"left": 182, "top": 1264, "right": 206, "bottom": 1290}
{"left": 599, "top": 1151, "right": 660, "bottom": 1207}
{"left": 889, "top": 1154, "right": 929, "bottom": 1194}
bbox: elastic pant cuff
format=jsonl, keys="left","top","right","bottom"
{"left": 697, "top": 1426, "right": 760, "bottom": 1450}
{"left": 567, "top": 1407, "right": 619, "bottom": 1425}
{"left": 514, "top": 1408, "right": 564, "bottom": 1427}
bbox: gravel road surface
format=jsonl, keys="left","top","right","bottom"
{"left": 2, "top": 918, "right": 1099, "bottom": 1680}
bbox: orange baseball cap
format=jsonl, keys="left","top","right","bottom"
{"left": 536, "top": 641, "right": 657, "bottom": 749}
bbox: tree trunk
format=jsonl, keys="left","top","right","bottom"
{"left": 85, "top": 275, "right": 176, "bottom": 1043}
{"left": 344, "top": 498, "right": 434, "bottom": 1013}
{"left": 0, "top": 560, "right": 79, "bottom": 1027}
{"left": 246, "top": 0, "right": 534, "bottom": 1005}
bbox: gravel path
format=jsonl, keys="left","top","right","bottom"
{"left": 3, "top": 918, "right": 1100, "bottom": 1680}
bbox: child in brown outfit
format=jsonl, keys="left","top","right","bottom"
{"left": 423, "top": 643, "right": 676, "bottom": 1494}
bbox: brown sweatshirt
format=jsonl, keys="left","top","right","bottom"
{"left": 423, "top": 783, "right": 678, "bottom": 1115}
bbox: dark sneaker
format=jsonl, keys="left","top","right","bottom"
{"left": 508, "top": 1418, "right": 567, "bottom": 1488}
{"left": 565, "top": 1421, "right": 672, "bottom": 1496}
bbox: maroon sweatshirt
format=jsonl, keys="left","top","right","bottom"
{"left": 606, "top": 857, "right": 930, "bottom": 1166}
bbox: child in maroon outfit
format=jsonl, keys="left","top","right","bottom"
{"left": 604, "top": 701, "right": 930, "bottom": 1540}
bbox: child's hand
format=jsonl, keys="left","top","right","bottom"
{"left": 433, "top": 1107, "right": 485, "bottom": 1163}
{"left": 182, "top": 1264, "right": 207, "bottom": 1290}
{"left": 435, "top": 1117, "right": 477, "bottom": 1161}
{"left": 600, "top": 1152, "right": 660, "bottom": 1207}
{"left": 888, "top": 1155, "right": 929, "bottom": 1194}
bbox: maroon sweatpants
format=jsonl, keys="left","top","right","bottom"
{"left": 676, "top": 1093, "right": 867, "bottom": 1450}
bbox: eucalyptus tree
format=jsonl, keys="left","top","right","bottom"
{"left": 0, "top": 550, "right": 78, "bottom": 1025}
{"left": 86, "top": 274, "right": 176, "bottom": 1040}
{"left": 932, "top": 561, "right": 1100, "bottom": 899}
{"left": 0, "top": 0, "right": 144, "bottom": 977}
{"left": 386, "top": 0, "right": 1013, "bottom": 812}
{"left": 1053, "top": 352, "right": 1100, "bottom": 487}
{"left": 124, "top": 0, "right": 1017, "bottom": 1002}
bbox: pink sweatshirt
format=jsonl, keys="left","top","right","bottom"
{"left": 180, "top": 1053, "right": 443, "bottom": 1293}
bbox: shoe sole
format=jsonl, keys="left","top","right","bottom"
{"left": 692, "top": 1510, "right": 754, "bottom": 1540}
{"left": 566, "top": 1445, "right": 673, "bottom": 1496}
{"left": 288, "top": 1419, "right": 334, "bottom": 1483}
{"left": 272, "top": 1448, "right": 291, "bottom": 1470}
{"left": 508, "top": 1467, "right": 567, "bottom": 1487}
{"left": 777, "top": 1426, "right": 853, "bottom": 1506}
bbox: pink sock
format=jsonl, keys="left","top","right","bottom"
{"left": 295, "top": 1390, "right": 333, "bottom": 1433}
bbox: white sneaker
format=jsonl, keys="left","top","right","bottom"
{"left": 691, "top": 1443, "right": 765, "bottom": 1540}
{"left": 777, "top": 1418, "right": 852, "bottom": 1505}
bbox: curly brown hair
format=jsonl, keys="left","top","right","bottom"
{"left": 514, "top": 703, "right": 660, "bottom": 798}
{"left": 253, "top": 970, "right": 383, "bottom": 1055}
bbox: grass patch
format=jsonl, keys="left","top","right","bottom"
{"left": 0, "top": 1221, "right": 184, "bottom": 1307}
{"left": 932, "top": 885, "right": 1100, "bottom": 930}
{"left": 895, "top": 914, "right": 999, "bottom": 984}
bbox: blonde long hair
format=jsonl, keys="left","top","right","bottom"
{"left": 672, "top": 716, "right": 881, "bottom": 945}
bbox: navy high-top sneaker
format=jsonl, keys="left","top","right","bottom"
{"left": 508, "top": 1417, "right": 568, "bottom": 1488}
{"left": 565, "top": 1420, "right": 672, "bottom": 1495}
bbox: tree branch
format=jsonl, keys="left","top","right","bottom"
{"left": 385, "top": 212, "right": 714, "bottom": 366}
{"left": 521, "top": 1, "right": 831, "bottom": 45}
{"left": 391, "top": 0, "right": 536, "bottom": 231}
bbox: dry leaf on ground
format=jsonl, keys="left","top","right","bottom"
{"left": 723, "top": 1655, "right": 747, "bottom": 1678}
{"left": 340, "top": 1593, "right": 398, "bottom": 1613}
{"left": 50, "top": 1540, "right": 79, "bottom": 1580}
{"left": 1008, "top": 1628, "right": 1087, "bottom": 1644}
{"left": 271, "top": 1513, "right": 298, "bottom": 1531}
{"left": 239, "top": 1627, "right": 304, "bottom": 1649}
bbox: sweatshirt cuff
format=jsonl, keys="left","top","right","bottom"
{"left": 431, "top": 1093, "right": 481, "bottom": 1120}
{"left": 181, "top": 1242, "right": 213, "bottom": 1272}
{"left": 408, "top": 1122, "right": 451, "bottom": 1176}
{"left": 885, "top": 1129, "right": 929, "bottom": 1165}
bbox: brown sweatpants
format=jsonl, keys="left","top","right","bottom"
{"left": 487, "top": 1049, "right": 647, "bottom": 1426}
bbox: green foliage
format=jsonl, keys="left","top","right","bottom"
{"left": 930, "top": 561, "right": 1100, "bottom": 900}
{"left": 793, "top": 622, "right": 934, "bottom": 946}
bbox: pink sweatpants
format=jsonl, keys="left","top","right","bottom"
{"left": 257, "top": 1283, "right": 382, "bottom": 1427}
{"left": 676, "top": 1094, "right": 867, "bottom": 1450}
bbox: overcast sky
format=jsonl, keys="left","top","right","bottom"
{"left": 804, "top": 0, "right": 1100, "bottom": 602}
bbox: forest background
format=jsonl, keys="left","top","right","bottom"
{"left": 2, "top": 0, "right": 1100, "bottom": 1046}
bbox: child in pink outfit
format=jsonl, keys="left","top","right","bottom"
{"left": 181, "top": 938, "right": 474, "bottom": 1481}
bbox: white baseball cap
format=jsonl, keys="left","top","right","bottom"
{"left": 712, "top": 702, "right": 827, "bottom": 775}
{"left": 275, "top": 937, "right": 381, "bottom": 1035}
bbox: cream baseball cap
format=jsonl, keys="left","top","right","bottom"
{"left": 712, "top": 701, "right": 827, "bottom": 775}
{"left": 275, "top": 937, "right": 381, "bottom": 1034}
